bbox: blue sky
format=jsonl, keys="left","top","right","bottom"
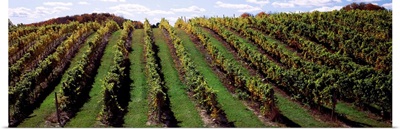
{"left": 9, "top": 0, "right": 392, "bottom": 25}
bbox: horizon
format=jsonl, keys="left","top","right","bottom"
{"left": 9, "top": 0, "right": 393, "bottom": 25}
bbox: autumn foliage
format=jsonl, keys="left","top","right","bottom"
{"left": 240, "top": 12, "right": 253, "bottom": 18}
{"left": 342, "top": 2, "right": 386, "bottom": 11}
{"left": 25, "top": 13, "right": 144, "bottom": 28}
{"left": 256, "top": 12, "right": 269, "bottom": 18}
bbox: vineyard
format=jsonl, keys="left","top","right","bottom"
{"left": 8, "top": 10, "right": 392, "bottom": 128}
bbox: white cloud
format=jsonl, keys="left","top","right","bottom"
{"left": 9, "top": 6, "right": 70, "bottom": 19}
{"left": 239, "top": 8, "right": 263, "bottom": 12}
{"left": 152, "top": 17, "right": 161, "bottom": 23}
{"left": 147, "top": 10, "right": 174, "bottom": 15}
{"left": 346, "top": 0, "right": 380, "bottom": 2}
{"left": 382, "top": 3, "right": 392, "bottom": 9}
{"left": 216, "top": 1, "right": 254, "bottom": 8}
{"left": 272, "top": 2, "right": 295, "bottom": 8}
{"left": 9, "top": 7, "right": 32, "bottom": 18}
{"left": 149, "top": 17, "right": 177, "bottom": 25}
{"left": 215, "top": 1, "right": 262, "bottom": 12}
{"left": 165, "top": 16, "right": 179, "bottom": 25}
{"left": 113, "top": 10, "right": 133, "bottom": 17}
{"left": 110, "top": 4, "right": 174, "bottom": 16}
{"left": 35, "top": 6, "right": 70, "bottom": 16}
{"left": 293, "top": 10, "right": 305, "bottom": 13}
{"left": 78, "top": 1, "right": 90, "bottom": 5}
{"left": 110, "top": 4, "right": 149, "bottom": 13}
{"left": 311, "top": 6, "right": 342, "bottom": 11}
{"left": 284, "top": 10, "right": 305, "bottom": 13}
{"left": 101, "top": 0, "right": 126, "bottom": 2}
{"left": 171, "top": 6, "right": 206, "bottom": 13}
{"left": 43, "top": 2, "right": 73, "bottom": 6}
{"left": 188, "top": 14, "right": 200, "bottom": 18}
{"left": 246, "top": 0, "right": 270, "bottom": 6}
{"left": 272, "top": 0, "right": 342, "bottom": 8}
{"left": 92, "top": 8, "right": 108, "bottom": 14}
{"left": 35, "top": 7, "right": 52, "bottom": 15}
{"left": 53, "top": 6, "right": 70, "bottom": 11}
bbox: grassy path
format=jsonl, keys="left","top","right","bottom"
{"left": 65, "top": 30, "right": 121, "bottom": 127}
{"left": 228, "top": 27, "right": 390, "bottom": 127}
{"left": 254, "top": 30, "right": 390, "bottom": 127}
{"left": 153, "top": 28, "right": 204, "bottom": 127}
{"left": 18, "top": 34, "right": 97, "bottom": 128}
{"left": 334, "top": 102, "right": 391, "bottom": 127}
{"left": 123, "top": 29, "right": 150, "bottom": 127}
{"left": 198, "top": 28, "right": 331, "bottom": 127}
{"left": 226, "top": 28, "right": 332, "bottom": 127}
{"left": 274, "top": 92, "right": 330, "bottom": 127}
{"left": 175, "top": 29, "right": 265, "bottom": 127}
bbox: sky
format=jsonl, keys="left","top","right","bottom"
{"left": 8, "top": 0, "right": 393, "bottom": 25}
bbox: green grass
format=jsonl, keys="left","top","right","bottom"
{"left": 199, "top": 28, "right": 332, "bottom": 127}
{"left": 230, "top": 28, "right": 335, "bottom": 127}
{"left": 252, "top": 29, "right": 300, "bottom": 58}
{"left": 224, "top": 28, "right": 258, "bottom": 51}
{"left": 334, "top": 102, "right": 391, "bottom": 127}
{"left": 226, "top": 28, "right": 334, "bottom": 127}
{"left": 123, "top": 29, "right": 151, "bottom": 127}
{"left": 197, "top": 28, "right": 249, "bottom": 75}
{"left": 18, "top": 33, "right": 97, "bottom": 128}
{"left": 153, "top": 28, "right": 204, "bottom": 127}
{"left": 227, "top": 26, "right": 391, "bottom": 127}
{"left": 275, "top": 92, "right": 331, "bottom": 127}
{"left": 65, "top": 30, "right": 122, "bottom": 127}
{"left": 175, "top": 29, "right": 266, "bottom": 127}
{"left": 266, "top": 37, "right": 297, "bottom": 56}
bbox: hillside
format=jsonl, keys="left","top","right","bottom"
{"left": 8, "top": 10, "right": 392, "bottom": 128}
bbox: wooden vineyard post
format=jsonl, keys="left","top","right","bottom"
{"left": 331, "top": 88, "right": 337, "bottom": 121}
{"left": 8, "top": 97, "right": 10, "bottom": 127}
{"left": 157, "top": 94, "right": 162, "bottom": 123}
{"left": 55, "top": 92, "right": 63, "bottom": 127}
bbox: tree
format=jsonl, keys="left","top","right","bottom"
{"left": 240, "top": 12, "right": 253, "bottom": 18}
{"left": 256, "top": 12, "right": 269, "bottom": 18}
{"left": 8, "top": 19, "right": 15, "bottom": 28}
{"left": 132, "top": 21, "right": 144, "bottom": 29}
{"left": 342, "top": 2, "right": 386, "bottom": 11}
{"left": 25, "top": 13, "right": 127, "bottom": 26}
